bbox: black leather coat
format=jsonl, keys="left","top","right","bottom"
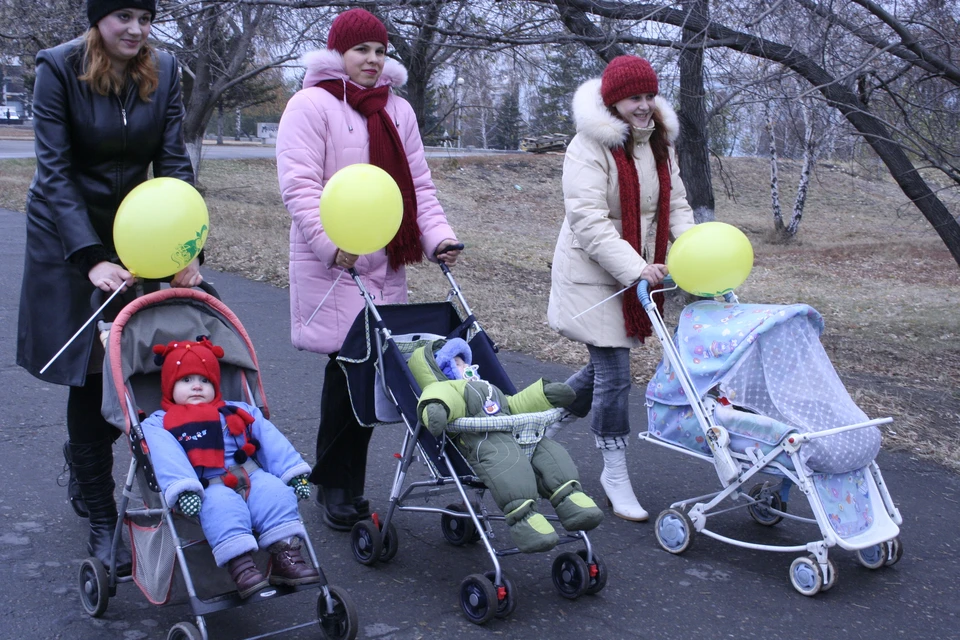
{"left": 17, "top": 39, "right": 194, "bottom": 386}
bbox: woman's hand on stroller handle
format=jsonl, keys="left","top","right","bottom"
{"left": 435, "top": 240, "right": 464, "bottom": 265}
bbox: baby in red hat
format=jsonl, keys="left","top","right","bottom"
{"left": 140, "top": 337, "right": 319, "bottom": 598}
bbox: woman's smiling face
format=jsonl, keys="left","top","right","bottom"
{"left": 343, "top": 41, "right": 386, "bottom": 88}
{"left": 97, "top": 8, "right": 152, "bottom": 67}
{"left": 613, "top": 93, "right": 657, "bottom": 129}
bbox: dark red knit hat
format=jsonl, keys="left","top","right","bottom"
{"left": 153, "top": 337, "right": 224, "bottom": 405}
{"left": 326, "top": 8, "right": 388, "bottom": 54}
{"left": 601, "top": 55, "right": 659, "bottom": 107}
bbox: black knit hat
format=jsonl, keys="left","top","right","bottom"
{"left": 88, "top": 0, "right": 157, "bottom": 28}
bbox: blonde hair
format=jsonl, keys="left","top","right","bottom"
{"left": 78, "top": 27, "right": 159, "bottom": 101}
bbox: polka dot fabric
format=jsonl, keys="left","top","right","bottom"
{"left": 646, "top": 301, "right": 881, "bottom": 473}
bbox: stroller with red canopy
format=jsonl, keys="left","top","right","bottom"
{"left": 81, "top": 284, "right": 358, "bottom": 640}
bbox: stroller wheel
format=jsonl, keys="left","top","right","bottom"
{"left": 551, "top": 551, "right": 590, "bottom": 600}
{"left": 483, "top": 570, "right": 517, "bottom": 619}
{"left": 379, "top": 521, "right": 399, "bottom": 563}
{"left": 577, "top": 549, "right": 608, "bottom": 595}
{"left": 441, "top": 503, "right": 478, "bottom": 546}
{"left": 167, "top": 622, "right": 202, "bottom": 640}
{"left": 789, "top": 555, "right": 823, "bottom": 596}
{"left": 317, "top": 585, "right": 359, "bottom": 640}
{"left": 855, "top": 542, "right": 888, "bottom": 570}
{"left": 459, "top": 573, "right": 498, "bottom": 625}
{"left": 78, "top": 558, "right": 109, "bottom": 618}
{"left": 655, "top": 509, "right": 695, "bottom": 555}
{"left": 885, "top": 537, "right": 904, "bottom": 566}
{"left": 350, "top": 520, "right": 383, "bottom": 566}
{"left": 747, "top": 483, "right": 785, "bottom": 526}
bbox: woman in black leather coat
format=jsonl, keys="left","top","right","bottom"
{"left": 16, "top": 0, "right": 197, "bottom": 576}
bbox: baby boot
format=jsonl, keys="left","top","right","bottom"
{"left": 227, "top": 553, "right": 269, "bottom": 598}
{"left": 550, "top": 480, "right": 604, "bottom": 532}
{"left": 505, "top": 499, "right": 559, "bottom": 553}
{"left": 269, "top": 538, "right": 320, "bottom": 586}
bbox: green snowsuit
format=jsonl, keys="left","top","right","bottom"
{"left": 408, "top": 341, "right": 603, "bottom": 553}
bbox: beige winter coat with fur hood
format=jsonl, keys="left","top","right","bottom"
{"left": 547, "top": 78, "right": 695, "bottom": 349}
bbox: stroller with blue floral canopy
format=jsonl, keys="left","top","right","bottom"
{"left": 336, "top": 264, "right": 606, "bottom": 624}
{"left": 637, "top": 280, "right": 903, "bottom": 596}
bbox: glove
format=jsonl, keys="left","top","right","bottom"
{"left": 289, "top": 474, "right": 311, "bottom": 501}
{"left": 177, "top": 491, "right": 202, "bottom": 517}
{"left": 543, "top": 381, "right": 576, "bottom": 408}
{"left": 422, "top": 402, "right": 450, "bottom": 436}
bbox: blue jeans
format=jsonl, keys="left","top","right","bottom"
{"left": 564, "top": 345, "right": 631, "bottom": 439}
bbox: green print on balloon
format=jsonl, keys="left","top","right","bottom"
{"left": 172, "top": 225, "right": 208, "bottom": 268}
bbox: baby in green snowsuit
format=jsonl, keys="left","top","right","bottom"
{"left": 409, "top": 338, "right": 603, "bottom": 553}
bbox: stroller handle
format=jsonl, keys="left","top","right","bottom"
{"left": 638, "top": 276, "right": 675, "bottom": 307}
{"left": 638, "top": 277, "right": 738, "bottom": 306}
{"left": 91, "top": 279, "right": 220, "bottom": 309}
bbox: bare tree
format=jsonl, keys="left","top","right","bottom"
{"left": 544, "top": 0, "right": 960, "bottom": 267}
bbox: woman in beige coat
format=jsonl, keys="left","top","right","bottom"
{"left": 547, "top": 56, "right": 695, "bottom": 521}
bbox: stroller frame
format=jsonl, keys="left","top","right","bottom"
{"left": 636, "top": 280, "right": 903, "bottom": 596}
{"left": 77, "top": 285, "right": 358, "bottom": 640}
{"left": 342, "top": 264, "right": 605, "bottom": 624}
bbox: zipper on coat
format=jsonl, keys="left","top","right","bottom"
{"left": 115, "top": 91, "right": 129, "bottom": 209}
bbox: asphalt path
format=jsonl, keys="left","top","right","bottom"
{"left": 0, "top": 139, "right": 514, "bottom": 161}
{"left": 1, "top": 206, "right": 959, "bottom": 640}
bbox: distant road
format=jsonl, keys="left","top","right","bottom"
{"left": 0, "top": 138, "right": 517, "bottom": 160}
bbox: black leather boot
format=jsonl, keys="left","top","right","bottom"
{"left": 315, "top": 486, "right": 359, "bottom": 531}
{"left": 72, "top": 439, "right": 133, "bottom": 576}
{"left": 62, "top": 441, "right": 89, "bottom": 518}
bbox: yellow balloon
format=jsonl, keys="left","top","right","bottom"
{"left": 113, "top": 178, "right": 209, "bottom": 279}
{"left": 320, "top": 164, "right": 403, "bottom": 255}
{"left": 666, "top": 222, "right": 754, "bottom": 296}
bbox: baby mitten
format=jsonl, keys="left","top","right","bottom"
{"left": 423, "top": 402, "right": 450, "bottom": 432}
{"left": 177, "top": 491, "right": 202, "bottom": 517}
{"left": 289, "top": 474, "right": 311, "bottom": 500}
{"left": 543, "top": 381, "right": 576, "bottom": 408}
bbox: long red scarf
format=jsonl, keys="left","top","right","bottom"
{"left": 318, "top": 80, "right": 422, "bottom": 269}
{"left": 613, "top": 141, "right": 672, "bottom": 342}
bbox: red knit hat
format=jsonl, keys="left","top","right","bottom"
{"left": 153, "top": 337, "right": 224, "bottom": 407}
{"left": 327, "top": 8, "right": 388, "bottom": 54}
{"left": 601, "top": 55, "right": 659, "bottom": 107}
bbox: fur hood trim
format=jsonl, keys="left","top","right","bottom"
{"left": 572, "top": 78, "right": 679, "bottom": 148}
{"left": 300, "top": 48, "right": 408, "bottom": 90}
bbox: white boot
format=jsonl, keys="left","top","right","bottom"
{"left": 597, "top": 437, "right": 648, "bottom": 522}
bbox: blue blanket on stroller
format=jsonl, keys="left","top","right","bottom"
{"left": 646, "top": 301, "right": 881, "bottom": 473}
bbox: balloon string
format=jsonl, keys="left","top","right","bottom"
{"left": 304, "top": 269, "right": 345, "bottom": 326}
{"left": 40, "top": 286, "right": 126, "bottom": 375}
{"left": 570, "top": 284, "right": 633, "bottom": 320}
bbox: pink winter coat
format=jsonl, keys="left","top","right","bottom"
{"left": 276, "top": 50, "right": 455, "bottom": 354}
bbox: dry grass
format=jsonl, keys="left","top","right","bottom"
{"left": 2, "top": 152, "right": 958, "bottom": 470}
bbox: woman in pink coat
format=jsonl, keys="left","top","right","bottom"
{"left": 276, "top": 8, "right": 460, "bottom": 531}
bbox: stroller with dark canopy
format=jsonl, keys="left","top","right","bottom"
{"left": 81, "top": 285, "right": 358, "bottom": 640}
{"left": 337, "top": 265, "right": 606, "bottom": 625}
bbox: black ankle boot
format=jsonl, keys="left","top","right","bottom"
{"left": 62, "top": 441, "right": 89, "bottom": 518}
{"left": 71, "top": 439, "right": 132, "bottom": 576}
{"left": 316, "top": 486, "right": 359, "bottom": 531}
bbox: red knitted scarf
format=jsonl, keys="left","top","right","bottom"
{"left": 613, "top": 140, "right": 672, "bottom": 342}
{"left": 319, "top": 80, "right": 422, "bottom": 269}
{"left": 162, "top": 401, "right": 257, "bottom": 476}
